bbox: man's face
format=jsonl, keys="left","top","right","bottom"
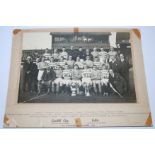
{"left": 76, "top": 57, "right": 80, "bottom": 61}
{"left": 79, "top": 48, "right": 82, "bottom": 52}
{"left": 64, "top": 65, "right": 69, "bottom": 69}
{"left": 50, "top": 57, "right": 54, "bottom": 62}
{"left": 109, "top": 69, "right": 114, "bottom": 75}
{"left": 54, "top": 49, "right": 57, "bottom": 53}
{"left": 93, "top": 48, "right": 97, "bottom": 51}
{"left": 86, "top": 56, "right": 90, "bottom": 60}
{"left": 74, "top": 65, "right": 78, "bottom": 69}
{"left": 120, "top": 54, "right": 124, "bottom": 59}
{"left": 69, "top": 56, "right": 72, "bottom": 60}
{"left": 47, "top": 68, "right": 50, "bottom": 72}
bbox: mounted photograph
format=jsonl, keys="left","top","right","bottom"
{"left": 18, "top": 31, "right": 136, "bottom": 103}
{"left": 4, "top": 28, "right": 152, "bottom": 128}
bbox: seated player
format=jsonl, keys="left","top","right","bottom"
{"left": 100, "top": 64, "right": 110, "bottom": 96}
{"left": 57, "top": 57, "right": 66, "bottom": 69}
{"left": 70, "top": 65, "right": 82, "bottom": 96}
{"left": 99, "top": 48, "right": 108, "bottom": 63}
{"left": 91, "top": 65, "right": 101, "bottom": 95}
{"left": 91, "top": 47, "right": 99, "bottom": 59}
{"left": 93, "top": 57, "right": 102, "bottom": 69}
{"left": 85, "top": 56, "right": 93, "bottom": 68}
{"left": 75, "top": 57, "right": 84, "bottom": 69}
{"left": 62, "top": 64, "right": 72, "bottom": 94}
{"left": 59, "top": 47, "right": 68, "bottom": 60}
{"left": 53, "top": 65, "right": 63, "bottom": 94}
{"left": 38, "top": 67, "right": 56, "bottom": 95}
{"left": 66, "top": 55, "right": 75, "bottom": 69}
{"left": 81, "top": 65, "right": 92, "bottom": 96}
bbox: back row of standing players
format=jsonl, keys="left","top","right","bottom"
{"left": 36, "top": 47, "right": 130, "bottom": 97}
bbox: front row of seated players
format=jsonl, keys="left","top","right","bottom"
{"left": 37, "top": 59, "right": 120, "bottom": 97}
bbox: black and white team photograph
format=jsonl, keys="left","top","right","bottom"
{"left": 18, "top": 31, "right": 137, "bottom": 103}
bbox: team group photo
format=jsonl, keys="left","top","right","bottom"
{"left": 18, "top": 31, "right": 137, "bottom": 103}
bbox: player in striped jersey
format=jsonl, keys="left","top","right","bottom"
{"left": 57, "top": 57, "right": 66, "bottom": 69}
{"left": 91, "top": 65, "right": 101, "bottom": 95}
{"left": 75, "top": 57, "right": 84, "bottom": 69}
{"left": 66, "top": 55, "right": 75, "bottom": 69}
{"left": 99, "top": 48, "right": 108, "bottom": 63}
{"left": 93, "top": 57, "right": 102, "bottom": 69}
{"left": 81, "top": 65, "right": 92, "bottom": 96}
{"left": 85, "top": 56, "right": 93, "bottom": 68}
{"left": 53, "top": 65, "right": 63, "bottom": 94}
{"left": 62, "top": 64, "right": 72, "bottom": 94}
{"left": 70, "top": 65, "right": 82, "bottom": 96}
{"left": 100, "top": 64, "right": 109, "bottom": 96}
{"left": 48, "top": 57, "right": 57, "bottom": 70}
{"left": 59, "top": 47, "right": 68, "bottom": 60}
{"left": 91, "top": 47, "right": 99, "bottom": 59}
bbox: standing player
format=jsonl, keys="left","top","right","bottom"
{"left": 81, "top": 65, "right": 92, "bottom": 96}
{"left": 100, "top": 64, "right": 109, "bottom": 96}
{"left": 62, "top": 64, "right": 72, "bottom": 94}
{"left": 99, "top": 48, "right": 108, "bottom": 63}
{"left": 53, "top": 65, "right": 63, "bottom": 94}
{"left": 52, "top": 48, "right": 59, "bottom": 62}
{"left": 70, "top": 65, "right": 82, "bottom": 96}
{"left": 59, "top": 47, "right": 68, "bottom": 60}
{"left": 91, "top": 65, "right": 101, "bottom": 95}
{"left": 91, "top": 47, "right": 99, "bottom": 59}
{"left": 66, "top": 55, "right": 75, "bottom": 69}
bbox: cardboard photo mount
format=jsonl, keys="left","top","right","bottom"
{"left": 4, "top": 28, "right": 152, "bottom": 128}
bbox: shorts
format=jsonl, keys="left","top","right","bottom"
{"left": 37, "top": 70, "right": 44, "bottom": 81}
{"left": 54, "top": 78, "right": 63, "bottom": 85}
{"left": 62, "top": 79, "right": 71, "bottom": 85}
{"left": 82, "top": 78, "right": 92, "bottom": 85}
{"left": 71, "top": 79, "right": 82, "bottom": 86}
{"left": 101, "top": 79, "right": 109, "bottom": 85}
{"left": 92, "top": 80, "right": 101, "bottom": 85}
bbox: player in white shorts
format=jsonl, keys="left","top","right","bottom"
{"left": 37, "top": 57, "right": 49, "bottom": 95}
{"left": 100, "top": 64, "right": 109, "bottom": 96}
{"left": 61, "top": 64, "right": 72, "bottom": 94}
{"left": 91, "top": 65, "right": 101, "bottom": 95}
{"left": 81, "top": 65, "right": 92, "bottom": 96}
{"left": 53, "top": 65, "right": 63, "bottom": 94}
{"left": 70, "top": 65, "right": 82, "bottom": 96}
{"left": 66, "top": 55, "right": 75, "bottom": 69}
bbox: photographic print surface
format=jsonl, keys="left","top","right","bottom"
{"left": 18, "top": 31, "right": 136, "bottom": 103}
